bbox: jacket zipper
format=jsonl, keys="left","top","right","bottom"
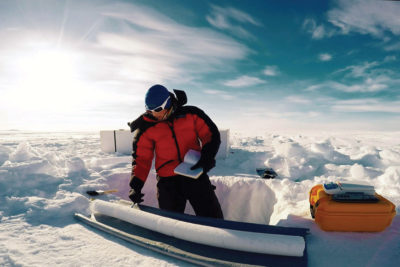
{"left": 156, "top": 160, "right": 174, "bottom": 172}
{"left": 168, "top": 122, "right": 182, "bottom": 162}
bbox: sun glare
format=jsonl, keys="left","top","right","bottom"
{"left": 9, "top": 47, "right": 87, "bottom": 112}
{"left": 18, "top": 50, "right": 76, "bottom": 83}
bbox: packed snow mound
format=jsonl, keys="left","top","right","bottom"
{"left": 377, "top": 166, "right": 400, "bottom": 197}
{"left": 0, "top": 145, "right": 10, "bottom": 166}
{"left": 310, "top": 139, "right": 351, "bottom": 164}
{"left": 0, "top": 140, "right": 91, "bottom": 225}
{"left": 8, "top": 142, "right": 41, "bottom": 162}
{"left": 263, "top": 137, "right": 358, "bottom": 181}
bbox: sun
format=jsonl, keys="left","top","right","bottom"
{"left": 18, "top": 49, "right": 76, "bottom": 85}
{"left": 8, "top": 46, "right": 87, "bottom": 112}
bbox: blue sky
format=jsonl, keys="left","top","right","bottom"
{"left": 1, "top": 0, "right": 399, "bottom": 132}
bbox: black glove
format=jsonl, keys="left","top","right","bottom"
{"left": 129, "top": 189, "right": 144, "bottom": 204}
{"left": 129, "top": 176, "right": 145, "bottom": 204}
{"left": 190, "top": 156, "right": 216, "bottom": 174}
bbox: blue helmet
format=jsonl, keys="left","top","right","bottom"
{"left": 145, "top": 84, "right": 172, "bottom": 111}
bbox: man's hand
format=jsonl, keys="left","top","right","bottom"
{"left": 129, "top": 189, "right": 144, "bottom": 204}
{"left": 129, "top": 176, "right": 145, "bottom": 204}
{"left": 190, "top": 157, "right": 216, "bottom": 173}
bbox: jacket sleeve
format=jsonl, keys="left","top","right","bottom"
{"left": 130, "top": 128, "right": 154, "bottom": 189}
{"left": 193, "top": 107, "right": 221, "bottom": 159}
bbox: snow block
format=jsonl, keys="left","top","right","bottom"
{"left": 90, "top": 199, "right": 305, "bottom": 257}
{"left": 100, "top": 129, "right": 230, "bottom": 158}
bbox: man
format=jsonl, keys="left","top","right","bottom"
{"left": 128, "top": 84, "right": 223, "bottom": 219}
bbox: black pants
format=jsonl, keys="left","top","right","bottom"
{"left": 156, "top": 174, "right": 223, "bottom": 219}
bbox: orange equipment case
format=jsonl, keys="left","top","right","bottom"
{"left": 309, "top": 184, "right": 396, "bottom": 232}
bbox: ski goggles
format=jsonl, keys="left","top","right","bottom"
{"left": 146, "top": 96, "right": 171, "bottom": 112}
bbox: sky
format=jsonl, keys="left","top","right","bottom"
{"left": 0, "top": 0, "right": 399, "bottom": 133}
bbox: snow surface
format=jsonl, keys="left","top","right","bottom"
{"left": 0, "top": 130, "right": 399, "bottom": 266}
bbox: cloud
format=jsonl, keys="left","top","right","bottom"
{"left": 337, "top": 80, "right": 385, "bottom": 93}
{"left": 0, "top": 2, "right": 251, "bottom": 88}
{"left": 263, "top": 65, "right": 280, "bottom": 76}
{"left": 384, "top": 55, "right": 397, "bottom": 62}
{"left": 334, "top": 61, "right": 379, "bottom": 78}
{"left": 319, "top": 53, "right": 332, "bottom": 61}
{"left": 237, "top": 102, "right": 322, "bottom": 122}
{"left": 206, "top": 5, "right": 262, "bottom": 39}
{"left": 305, "top": 1, "right": 400, "bottom": 44}
{"left": 223, "top": 75, "right": 266, "bottom": 87}
{"left": 305, "top": 77, "right": 389, "bottom": 93}
{"left": 327, "top": 0, "right": 400, "bottom": 38}
{"left": 331, "top": 61, "right": 399, "bottom": 94}
{"left": 332, "top": 99, "right": 400, "bottom": 113}
{"left": 203, "top": 89, "right": 234, "bottom": 100}
{"left": 302, "top": 18, "right": 335, "bottom": 39}
{"left": 384, "top": 42, "right": 400, "bottom": 52}
{"left": 93, "top": 3, "right": 251, "bottom": 85}
{"left": 285, "top": 96, "right": 312, "bottom": 104}
{"left": 363, "top": 78, "right": 388, "bottom": 92}
{"left": 306, "top": 58, "right": 399, "bottom": 93}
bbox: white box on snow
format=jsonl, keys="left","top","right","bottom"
{"left": 100, "top": 128, "right": 230, "bottom": 159}
{"left": 217, "top": 129, "right": 230, "bottom": 159}
{"left": 100, "top": 130, "right": 134, "bottom": 154}
{"left": 100, "top": 131, "right": 117, "bottom": 153}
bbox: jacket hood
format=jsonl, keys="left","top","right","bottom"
{"left": 172, "top": 89, "right": 187, "bottom": 107}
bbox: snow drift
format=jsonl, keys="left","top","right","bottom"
{"left": 0, "top": 130, "right": 399, "bottom": 266}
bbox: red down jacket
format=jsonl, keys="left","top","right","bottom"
{"left": 128, "top": 90, "right": 221, "bottom": 186}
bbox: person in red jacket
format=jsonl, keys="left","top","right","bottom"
{"left": 128, "top": 84, "right": 223, "bottom": 219}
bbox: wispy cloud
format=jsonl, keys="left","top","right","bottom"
{"left": 206, "top": 5, "right": 262, "bottom": 39}
{"left": 332, "top": 98, "right": 400, "bottom": 113}
{"left": 302, "top": 18, "right": 335, "bottom": 39}
{"left": 238, "top": 103, "right": 322, "bottom": 121}
{"left": 263, "top": 65, "right": 280, "bottom": 76}
{"left": 384, "top": 42, "right": 400, "bottom": 51}
{"left": 223, "top": 75, "right": 266, "bottom": 87}
{"left": 319, "top": 53, "right": 332, "bottom": 61}
{"left": 327, "top": 0, "right": 400, "bottom": 39}
{"left": 384, "top": 55, "right": 397, "bottom": 62}
{"left": 306, "top": 80, "right": 389, "bottom": 93}
{"left": 0, "top": 2, "right": 251, "bottom": 88}
{"left": 98, "top": 3, "right": 250, "bottom": 84}
{"left": 203, "top": 89, "right": 234, "bottom": 100}
{"left": 304, "top": 0, "right": 400, "bottom": 50}
{"left": 325, "top": 60, "right": 400, "bottom": 93}
{"left": 335, "top": 60, "right": 398, "bottom": 80}
{"left": 334, "top": 61, "right": 379, "bottom": 78}
{"left": 285, "top": 95, "right": 312, "bottom": 104}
